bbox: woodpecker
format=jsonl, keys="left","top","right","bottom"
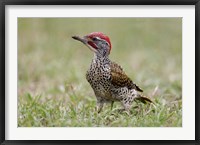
{"left": 72, "top": 32, "right": 152, "bottom": 113}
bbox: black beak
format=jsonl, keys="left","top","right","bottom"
{"left": 72, "top": 35, "right": 87, "bottom": 44}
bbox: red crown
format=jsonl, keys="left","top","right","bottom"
{"left": 87, "top": 32, "right": 112, "bottom": 49}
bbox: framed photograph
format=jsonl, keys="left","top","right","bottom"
{"left": 1, "top": 0, "right": 199, "bottom": 145}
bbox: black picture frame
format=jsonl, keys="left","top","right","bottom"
{"left": 1, "top": 0, "right": 199, "bottom": 145}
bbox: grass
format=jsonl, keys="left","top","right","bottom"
{"left": 18, "top": 93, "right": 182, "bottom": 127}
{"left": 18, "top": 18, "right": 182, "bottom": 127}
{"left": 18, "top": 94, "right": 182, "bottom": 127}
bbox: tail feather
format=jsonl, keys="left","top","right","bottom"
{"left": 135, "top": 94, "right": 153, "bottom": 104}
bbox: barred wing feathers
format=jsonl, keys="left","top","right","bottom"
{"left": 110, "top": 62, "right": 143, "bottom": 92}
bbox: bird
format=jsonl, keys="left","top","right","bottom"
{"left": 72, "top": 32, "right": 152, "bottom": 113}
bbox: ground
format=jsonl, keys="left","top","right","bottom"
{"left": 18, "top": 18, "right": 182, "bottom": 127}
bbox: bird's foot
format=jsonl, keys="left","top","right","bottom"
{"left": 95, "top": 106, "right": 103, "bottom": 113}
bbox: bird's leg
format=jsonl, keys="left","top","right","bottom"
{"left": 110, "top": 101, "right": 114, "bottom": 110}
{"left": 120, "top": 96, "right": 133, "bottom": 114}
{"left": 97, "top": 102, "right": 104, "bottom": 113}
{"left": 96, "top": 98, "right": 104, "bottom": 113}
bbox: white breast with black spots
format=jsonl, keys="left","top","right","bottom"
{"left": 86, "top": 58, "right": 111, "bottom": 98}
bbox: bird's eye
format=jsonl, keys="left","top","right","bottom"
{"left": 92, "top": 37, "right": 97, "bottom": 41}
